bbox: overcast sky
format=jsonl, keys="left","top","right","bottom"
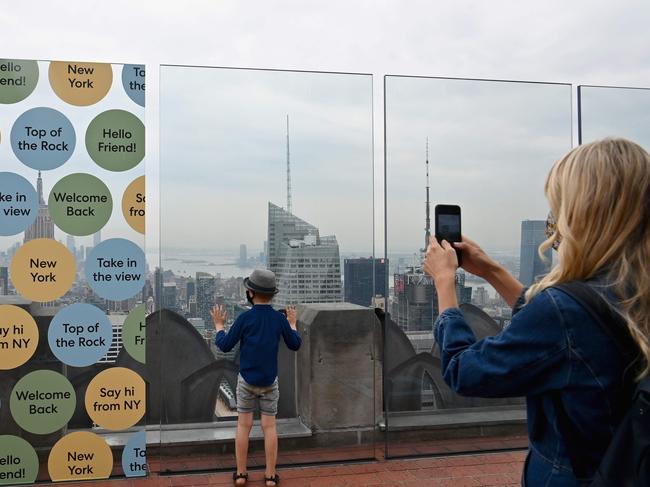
{"left": 2, "top": 0, "right": 649, "bottom": 257}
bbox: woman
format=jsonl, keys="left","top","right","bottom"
{"left": 423, "top": 138, "right": 650, "bottom": 486}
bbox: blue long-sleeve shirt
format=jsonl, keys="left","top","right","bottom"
{"left": 215, "top": 304, "right": 301, "bottom": 387}
{"left": 434, "top": 287, "right": 634, "bottom": 486}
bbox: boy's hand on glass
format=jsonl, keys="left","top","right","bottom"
{"left": 210, "top": 304, "right": 227, "bottom": 331}
{"left": 286, "top": 306, "right": 298, "bottom": 329}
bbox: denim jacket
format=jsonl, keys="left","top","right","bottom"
{"left": 434, "top": 286, "right": 634, "bottom": 487}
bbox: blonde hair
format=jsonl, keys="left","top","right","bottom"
{"left": 526, "top": 138, "right": 650, "bottom": 380}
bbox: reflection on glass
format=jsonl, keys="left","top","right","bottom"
{"left": 579, "top": 86, "right": 650, "bottom": 147}
{"left": 158, "top": 66, "right": 374, "bottom": 471}
{"left": 384, "top": 75, "right": 572, "bottom": 455}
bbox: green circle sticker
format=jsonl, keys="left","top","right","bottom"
{"left": 122, "top": 304, "right": 145, "bottom": 364}
{"left": 0, "top": 59, "right": 39, "bottom": 104}
{"left": 48, "top": 173, "right": 113, "bottom": 236}
{"left": 85, "top": 109, "right": 144, "bottom": 171}
{"left": 0, "top": 435, "right": 39, "bottom": 485}
{"left": 10, "top": 370, "right": 76, "bottom": 434}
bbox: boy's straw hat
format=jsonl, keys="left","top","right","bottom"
{"left": 244, "top": 269, "right": 279, "bottom": 295}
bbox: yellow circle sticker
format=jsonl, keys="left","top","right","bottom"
{"left": 9, "top": 238, "right": 76, "bottom": 302}
{"left": 48, "top": 61, "right": 112, "bottom": 106}
{"left": 0, "top": 305, "right": 39, "bottom": 370}
{"left": 48, "top": 431, "right": 113, "bottom": 481}
{"left": 122, "top": 175, "right": 145, "bottom": 234}
{"left": 85, "top": 367, "right": 145, "bottom": 430}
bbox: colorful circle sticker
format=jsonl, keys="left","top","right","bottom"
{"left": 10, "top": 107, "right": 76, "bottom": 170}
{"left": 122, "top": 175, "right": 145, "bottom": 234}
{"left": 85, "top": 367, "right": 145, "bottom": 431}
{"left": 0, "top": 305, "right": 39, "bottom": 370}
{"left": 10, "top": 238, "right": 76, "bottom": 302}
{"left": 0, "top": 435, "right": 39, "bottom": 485}
{"left": 48, "top": 61, "right": 112, "bottom": 106}
{"left": 48, "top": 431, "right": 113, "bottom": 481}
{"left": 121, "top": 65, "right": 145, "bottom": 107}
{"left": 85, "top": 238, "right": 145, "bottom": 301}
{"left": 122, "top": 304, "right": 145, "bottom": 364}
{"left": 48, "top": 303, "right": 113, "bottom": 367}
{"left": 10, "top": 370, "right": 76, "bottom": 434}
{"left": 0, "top": 172, "right": 38, "bottom": 236}
{"left": 85, "top": 109, "right": 144, "bottom": 172}
{"left": 121, "top": 430, "right": 147, "bottom": 477}
{"left": 0, "top": 59, "right": 39, "bottom": 104}
{"left": 48, "top": 173, "right": 113, "bottom": 236}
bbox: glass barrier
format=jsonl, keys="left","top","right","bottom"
{"left": 0, "top": 58, "right": 146, "bottom": 483}
{"left": 157, "top": 66, "right": 376, "bottom": 472}
{"left": 384, "top": 75, "right": 572, "bottom": 457}
{"left": 578, "top": 85, "right": 650, "bottom": 146}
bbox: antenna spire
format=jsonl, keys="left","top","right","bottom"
{"left": 286, "top": 114, "right": 292, "bottom": 214}
{"left": 423, "top": 138, "right": 431, "bottom": 252}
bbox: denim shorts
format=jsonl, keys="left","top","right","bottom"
{"left": 236, "top": 374, "right": 279, "bottom": 416}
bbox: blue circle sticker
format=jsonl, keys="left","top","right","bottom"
{"left": 121, "top": 65, "right": 145, "bottom": 107}
{"left": 11, "top": 107, "right": 76, "bottom": 170}
{"left": 85, "top": 238, "right": 145, "bottom": 301}
{"left": 121, "top": 430, "right": 147, "bottom": 477}
{"left": 0, "top": 172, "right": 38, "bottom": 236}
{"left": 48, "top": 303, "right": 113, "bottom": 367}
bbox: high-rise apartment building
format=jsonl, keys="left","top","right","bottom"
{"left": 519, "top": 220, "right": 552, "bottom": 286}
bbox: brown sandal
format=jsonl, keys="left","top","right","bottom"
{"left": 233, "top": 472, "right": 248, "bottom": 485}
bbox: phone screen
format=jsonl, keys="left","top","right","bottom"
{"left": 437, "top": 214, "right": 461, "bottom": 242}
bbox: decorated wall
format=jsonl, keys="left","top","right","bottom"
{"left": 0, "top": 58, "right": 147, "bottom": 484}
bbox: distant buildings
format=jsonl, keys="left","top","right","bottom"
{"left": 344, "top": 257, "right": 388, "bottom": 307}
{"left": 267, "top": 202, "right": 342, "bottom": 306}
{"left": 24, "top": 171, "right": 54, "bottom": 242}
{"left": 519, "top": 220, "right": 552, "bottom": 286}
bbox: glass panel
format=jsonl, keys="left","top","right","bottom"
{"left": 157, "top": 66, "right": 376, "bottom": 473}
{"left": 384, "top": 75, "right": 572, "bottom": 457}
{"left": 0, "top": 58, "right": 147, "bottom": 483}
{"left": 579, "top": 85, "right": 650, "bottom": 146}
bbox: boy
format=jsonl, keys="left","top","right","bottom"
{"left": 211, "top": 269, "right": 301, "bottom": 487}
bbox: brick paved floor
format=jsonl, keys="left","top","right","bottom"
{"left": 37, "top": 450, "right": 527, "bottom": 487}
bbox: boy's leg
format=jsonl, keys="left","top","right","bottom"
{"left": 236, "top": 412, "right": 253, "bottom": 481}
{"left": 259, "top": 379, "right": 280, "bottom": 484}
{"left": 261, "top": 413, "right": 278, "bottom": 482}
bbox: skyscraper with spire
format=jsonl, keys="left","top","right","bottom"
{"left": 392, "top": 141, "right": 437, "bottom": 331}
{"left": 267, "top": 115, "right": 342, "bottom": 305}
{"left": 24, "top": 171, "right": 54, "bottom": 243}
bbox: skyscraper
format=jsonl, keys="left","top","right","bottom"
{"left": 267, "top": 202, "right": 342, "bottom": 306}
{"left": 344, "top": 257, "right": 388, "bottom": 307}
{"left": 519, "top": 220, "right": 552, "bottom": 286}
{"left": 0, "top": 266, "right": 8, "bottom": 295}
{"left": 392, "top": 141, "right": 437, "bottom": 331}
{"left": 24, "top": 171, "right": 54, "bottom": 242}
{"left": 195, "top": 273, "right": 217, "bottom": 328}
{"left": 93, "top": 230, "right": 102, "bottom": 247}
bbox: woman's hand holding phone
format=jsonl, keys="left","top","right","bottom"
{"left": 452, "top": 236, "right": 499, "bottom": 279}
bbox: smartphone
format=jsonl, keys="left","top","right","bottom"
{"left": 278, "top": 309, "right": 287, "bottom": 316}
{"left": 435, "top": 204, "right": 462, "bottom": 266}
